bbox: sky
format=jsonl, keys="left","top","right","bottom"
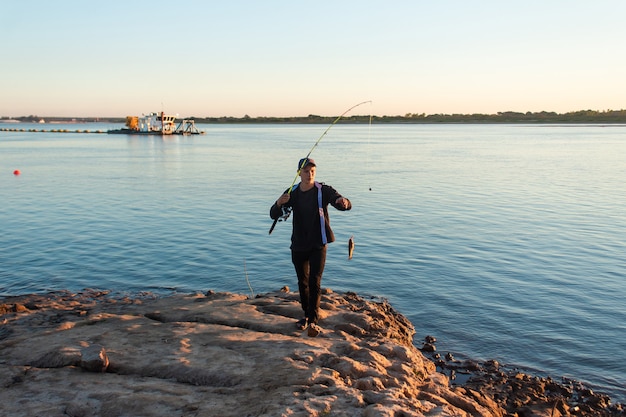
{"left": 1, "top": 0, "right": 625, "bottom": 118}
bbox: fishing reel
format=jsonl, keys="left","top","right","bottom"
{"left": 269, "top": 206, "right": 293, "bottom": 234}
{"left": 277, "top": 206, "right": 293, "bottom": 222}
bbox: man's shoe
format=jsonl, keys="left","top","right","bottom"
{"left": 296, "top": 318, "right": 308, "bottom": 330}
{"left": 307, "top": 323, "right": 321, "bottom": 337}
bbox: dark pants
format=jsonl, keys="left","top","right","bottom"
{"left": 291, "top": 246, "right": 327, "bottom": 325}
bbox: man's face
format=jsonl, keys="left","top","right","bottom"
{"left": 300, "top": 165, "right": 316, "bottom": 184}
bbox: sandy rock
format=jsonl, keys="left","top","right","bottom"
{"left": 0, "top": 288, "right": 620, "bottom": 416}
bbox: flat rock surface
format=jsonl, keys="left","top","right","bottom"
{"left": 0, "top": 289, "right": 621, "bottom": 417}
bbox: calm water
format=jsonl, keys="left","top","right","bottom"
{"left": 1, "top": 123, "right": 625, "bottom": 403}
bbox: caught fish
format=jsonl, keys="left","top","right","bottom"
{"left": 348, "top": 235, "right": 355, "bottom": 260}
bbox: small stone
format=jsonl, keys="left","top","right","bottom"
{"left": 421, "top": 343, "right": 436, "bottom": 352}
{"left": 459, "top": 360, "right": 478, "bottom": 371}
{"left": 80, "top": 344, "right": 109, "bottom": 373}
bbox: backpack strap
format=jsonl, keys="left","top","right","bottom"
{"left": 315, "top": 182, "right": 328, "bottom": 245}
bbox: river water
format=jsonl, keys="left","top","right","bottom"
{"left": 1, "top": 122, "right": 625, "bottom": 403}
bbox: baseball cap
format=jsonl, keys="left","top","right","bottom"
{"left": 298, "top": 158, "right": 316, "bottom": 170}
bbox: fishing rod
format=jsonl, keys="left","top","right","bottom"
{"left": 269, "top": 100, "right": 372, "bottom": 235}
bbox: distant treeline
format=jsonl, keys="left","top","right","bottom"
{"left": 194, "top": 109, "right": 626, "bottom": 124}
{"left": 4, "top": 109, "right": 626, "bottom": 124}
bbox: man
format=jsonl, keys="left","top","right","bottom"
{"left": 270, "top": 158, "right": 352, "bottom": 337}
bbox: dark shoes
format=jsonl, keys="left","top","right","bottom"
{"left": 307, "top": 323, "right": 321, "bottom": 337}
{"left": 296, "top": 318, "right": 308, "bottom": 330}
{"left": 296, "top": 318, "right": 322, "bottom": 337}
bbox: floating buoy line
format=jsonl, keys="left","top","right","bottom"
{"left": 0, "top": 127, "right": 106, "bottom": 134}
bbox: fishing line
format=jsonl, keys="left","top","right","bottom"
{"left": 366, "top": 102, "right": 373, "bottom": 191}
{"left": 348, "top": 103, "right": 373, "bottom": 260}
{"left": 269, "top": 100, "right": 372, "bottom": 235}
{"left": 243, "top": 258, "right": 254, "bottom": 298}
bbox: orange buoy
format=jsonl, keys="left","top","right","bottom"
{"left": 13, "top": 169, "right": 21, "bottom": 176}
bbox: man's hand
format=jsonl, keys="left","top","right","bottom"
{"left": 276, "top": 193, "right": 290, "bottom": 207}
{"left": 335, "top": 197, "right": 350, "bottom": 209}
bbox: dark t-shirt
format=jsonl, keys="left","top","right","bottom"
{"left": 270, "top": 182, "right": 351, "bottom": 251}
{"left": 291, "top": 185, "right": 324, "bottom": 251}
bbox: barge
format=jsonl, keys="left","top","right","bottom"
{"left": 107, "top": 112, "right": 204, "bottom": 135}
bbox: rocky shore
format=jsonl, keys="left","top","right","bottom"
{"left": 0, "top": 288, "right": 622, "bottom": 417}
